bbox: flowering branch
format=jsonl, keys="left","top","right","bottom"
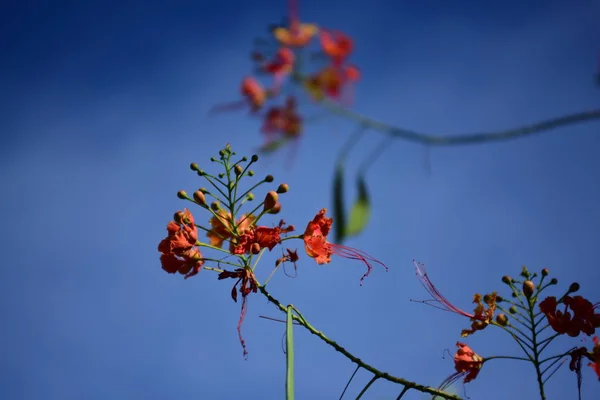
{"left": 258, "top": 284, "right": 463, "bottom": 400}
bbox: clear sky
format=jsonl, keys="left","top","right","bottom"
{"left": 1, "top": 0, "right": 599, "bottom": 399}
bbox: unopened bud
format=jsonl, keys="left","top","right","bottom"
{"left": 174, "top": 211, "right": 186, "bottom": 224}
{"left": 541, "top": 268, "right": 549, "bottom": 276}
{"left": 568, "top": 282, "right": 580, "bottom": 293}
{"left": 502, "top": 276, "right": 512, "bottom": 285}
{"left": 241, "top": 156, "right": 247, "bottom": 162}
{"left": 276, "top": 183, "right": 289, "bottom": 194}
{"left": 210, "top": 157, "right": 217, "bottom": 162}
{"left": 234, "top": 165, "right": 243, "bottom": 176}
{"left": 210, "top": 201, "right": 221, "bottom": 211}
{"left": 263, "top": 191, "right": 278, "bottom": 211}
{"left": 523, "top": 280, "right": 535, "bottom": 298}
{"left": 509, "top": 306, "right": 517, "bottom": 314}
{"left": 218, "top": 173, "right": 225, "bottom": 179}
{"left": 219, "top": 150, "right": 225, "bottom": 157}
{"left": 247, "top": 193, "right": 254, "bottom": 201}
{"left": 193, "top": 190, "right": 207, "bottom": 206}
{"left": 483, "top": 294, "right": 492, "bottom": 303}
{"left": 251, "top": 154, "right": 259, "bottom": 162}
{"left": 550, "top": 278, "right": 558, "bottom": 285}
{"left": 197, "top": 169, "right": 205, "bottom": 176}
{"left": 520, "top": 266, "right": 530, "bottom": 278}
{"left": 250, "top": 243, "right": 261, "bottom": 255}
{"left": 190, "top": 163, "right": 200, "bottom": 171}
{"left": 248, "top": 170, "right": 255, "bottom": 177}
{"left": 199, "top": 187, "right": 208, "bottom": 194}
{"left": 265, "top": 174, "right": 274, "bottom": 183}
{"left": 496, "top": 295, "right": 504, "bottom": 302}
{"left": 177, "top": 190, "right": 188, "bottom": 199}
{"left": 496, "top": 314, "right": 509, "bottom": 326}
{"left": 268, "top": 202, "right": 281, "bottom": 214}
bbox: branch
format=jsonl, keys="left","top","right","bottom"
{"left": 258, "top": 284, "right": 463, "bottom": 400}
{"left": 292, "top": 73, "right": 600, "bottom": 146}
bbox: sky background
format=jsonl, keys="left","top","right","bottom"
{"left": 1, "top": 0, "right": 600, "bottom": 399}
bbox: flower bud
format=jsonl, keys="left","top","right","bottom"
{"left": 246, "top": 193, "right": 254, "bottom": 201}
{"left": 502, "top": 275, "right": 512, "bottom": 285}
{"left": 210, "top": 201, "right": 221, "bottom": 211}
{"left": 248, "top": 170, "right": 255, "bottom": 177}
{"left": 483, "top": 294, "right": 492, "bottom": 303}
{"left": 190, "top": 163, "right": 200, "bottom": 171}
{"left": 241, "top": 156, "right": 247, "bottom": 162}
{"left": 251, "top": 154, "right": 259, "bottom": 162}
{"left": 496, "top": 295, "right": 504, "bottom": 303}
{"left": 550, "top": 278, "right": 558, "bottom": 285}
{"left": 268, "top": 202, "right": 281, "bottom": 214}
{"left": 219, "top": 150, "right": 225, "bottom": 157}
{"left": 276, "top": 183, "right": 289, "bottom": 194}
{"left": 199, "top": 187, "right": 208, "bottom": 193}
{"left": 177, "top": 190, "right": 188, "bottom": 199}
{"left": 496, "top": 314, "right": 509, "bottom": 326}
{"left": 541, "top": 268, "right": 549, "bottom": 277}
{"left": 234, "top": 165, "right": 243, "bottom": 176}
{"left": 265, "top": 174, "right": 274, "bottom": 182}
{"left": 210, "top": 157, "right": 217, "bottom": 162}
{"left": 568, "top": 282, "right": 580, "bottom": 293}
{"left": 196, "top": 169, "right": 205, "bottom": 176}
{"left": 263, "top": 191, "right": 278, "bottom": 211}
{"left": 520, "top": 266, "right": 530, "bottom": 278}
{"left": 250, "top": 243, "right": 261, "bottom": 255}
{"left": 522, "top": 280, "right": 535, "bottom": 298}
{"left": 174, "top": 211, "right": 185, "bottom": 223}
{"left": 218, "top": 173, "right": 225, "bottom": 179}
{"left": 509, "top": 306, "right": 517, "bottom": 314}
{"left": 193, "top": 190, "right": 207, "bottom": 206}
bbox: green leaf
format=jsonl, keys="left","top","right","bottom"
{"left": 332, "top": 162, "right": 347, "bottom": 243}
{"left": 345, "top": 174, "right": 370, "bottom": 238}
{"left": 285, "top": 305, "right": 295, "bottom": 400}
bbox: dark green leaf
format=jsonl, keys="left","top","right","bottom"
{"left": 332, "top": 162, "right": 346, "bottom": 243}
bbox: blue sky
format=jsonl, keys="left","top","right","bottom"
{"left": 1, "top": 0, "right": 599, "bottom": 399}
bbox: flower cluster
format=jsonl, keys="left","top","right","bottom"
{"left": 157, "top": 144, "right": 387, "bottom": 357}
{"left": 412, "top": 262, "right": 600, "bottom": 392}
{"left": 212, "top": 0, "right": 360, "bottom": 152}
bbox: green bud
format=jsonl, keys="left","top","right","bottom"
{"left": 177, "top": 190, "right": 187, "bottom": 199}
{"left": 265, "top": 174, "right": 274, "bottom": 183}
{"left": 251, "top": 154, "right": 259, "bottom": 162}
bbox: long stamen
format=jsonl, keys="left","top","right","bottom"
{"left": 413, "top": 260, "right": 480, "bottom": 319}
{"left": 331, "top": 244, "right": 387, "bottom": 285}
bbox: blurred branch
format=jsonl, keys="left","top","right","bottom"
{"left": 258, "top": 284, "right": 463, "bottom": 400}
{"left": 292, "top": 72, "right": 600, "bottom": 146}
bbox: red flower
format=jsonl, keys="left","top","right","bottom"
{"left": 263, "top": 47, "right": 295, "bottom": 89}
{"left": 233, "top": 220, "right": 294, "bottom": 255}
{"left": 590, "top": 336, "right": 600, "bottom": 380}
{"left": 320, "top": 30, "right": 354, "bottom": 65}
{"left": 303, "top": 208, "right": 387, "bottom": 285}
{"left": 158, "top": 209, "right": 203, "bottom": 279}
{"left": 276, "top": 248, "right": 300, "bottom": 271}
{"left": 240, "top": 77, "right": 267, "bottom": 112}
{"left": 218, "top": 268, "right": 259, "bottom": 358}
{"left": 539, "top": 296, "right": 599, "bottom": 337}
{"left": 413, "top": 261, "right": 496, "bottom": 337}
{"left": 261, "top": 96, "right": 303, "bottom": 141}
{"left": 439, "top": 343, "right": 484, "bottom": 390}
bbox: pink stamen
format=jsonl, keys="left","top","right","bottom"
{"left": 332, "top": 244, "right": 388, "bottom": 285}
{"left": 413, "top": 260, "right": 482, "bottom": 320}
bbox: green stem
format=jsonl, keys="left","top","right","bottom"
{"left": 291, "top": 72, "right": 600, "bottom": 146}
{"left": 286, "top": 305, "right": 295, "bottom": 400}
{"left": 258, "top": 285, "right": 462, "bottom": 400}
{"left": 526, "top": 297, "right": 546, "bottom": 400}
{"left": 484, "top": 355, "right": 530, "bottom": 362}
{"left": 395, "top": 387, "right": 410, "bottom": 400}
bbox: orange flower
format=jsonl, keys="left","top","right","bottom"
{"left": 413, "top": 261, "right": 496, "bottom": 337}
{"left": 320, "top": 30, "right": 354, "bottom": 65}
{"left": 241, "top": 77, "right": 267, "bottom": 112}
{"left": 303, "top": 208, "right": 387, "bottom": 285}
{"left": 273, "top": 23, "right": 318, "bottom": 47}
{"left": 304, "top": 65, "right": 360, "bottom": 102}
{"left": 590, "top": 336, "right": 600, "bottom": 380}
{"left": 158, "top": 209, "right": 203, "bottom": 279}
{"left": 232, "top": 220, "right": 294, "bottom": 255}
{"left": 261, "top": 96, "right": 302, "bottom": 140}
{"left": 206, "top": 210, "right": 255, "bottom": 249}
{"left": 439, "top": 342, "right": 484, "bottom": 390}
